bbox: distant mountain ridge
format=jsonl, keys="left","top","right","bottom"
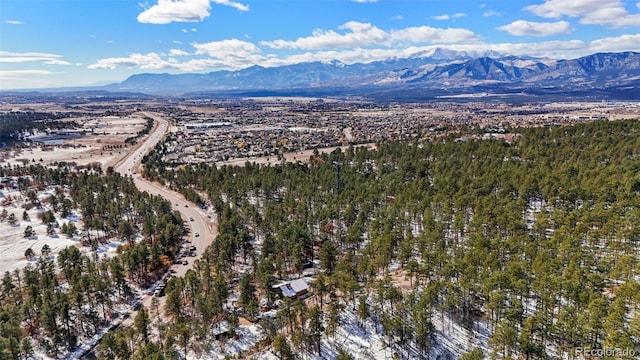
{"left": 104, "top": 50, "right": 640, "bottom": 99}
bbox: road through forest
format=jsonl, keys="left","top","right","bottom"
{"left": 113, "top": 113, "right": 218, "bottom": 321}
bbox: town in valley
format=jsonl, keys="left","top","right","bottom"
{"left": 1, "top": 93, "right": 639, "bottom": 359}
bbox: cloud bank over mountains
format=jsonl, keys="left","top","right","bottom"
{"left": 96, "top": 0, "right": 640, "bottom": 74}
{"left": 1, "top": 0, "right": 638, "bottom": 89}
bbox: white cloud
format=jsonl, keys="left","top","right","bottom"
{"left": 525, "top": 0, "right": 640, "bottom": 28}
{"left": 5, "top": 20, "right": 23, "bottom": 25}
{"left": 483, "top": 10, "right": 500, "bottom": 17}
{"left": 261, "top": 22, "right": 390, "bottom": 49}
{"left": 432, "top": 14, "right": 450, "bottom": 21}
{"left": 44, "top": 59, "right": 72, "bottom": 65}
{"left": 211, "top": 0, "right": 248, "bottom": 11}
{"left": 137, "top": 0, "right": 248, "bottom": 24}
{"left": 138, "top": 0, "right": 212, "bottom": 24}
{"left": 352, "top": 0, "right": 377, "bottom": 3}
{"left": 260, "top": 21, "right": 478, "bottom": 50}
{"left": 432, "top": 13, "right": 466, "bottom": 21}
{"left": 391, "top": 26, "right": 479, "bottom": 44}
{"left": 588, "top": 33, "right": 640, "bottom": 53}
{"left": 580, "top": 7, "right": 640, "bottom": 27}
{"left": 391, "top": 15, "right": 403, "bottom": 20}
{"left": 86, "top": 21, "right": 639, "bottom": 73}
{"left": 0, "top": 51, "right": 67, "bottom": 64}
{"left": 525, "top": 0, "right": 614, "bottom": 18}
{"left": 88, "top": 44, "right": 262, "bottom": 72}
{"left": 176, "top": 58, "right": 227, "bottom": 71}
{"left": 88, "top": 40, "right": 260, "bottom": 71}
{"left": 189, "top": 39, "right": 264, "bottom": 69}
{"left": 88, "top": 53, "right": 173, "bottom": 70}
{"left": 192, "top": 38, "right": 260, "bottom": 58}
{"left": 170, "top": 49, "right": 190, "bottom": 56}
{"left": 259, "top": 34, "right": 640, "bottom": 66}
{"left": 497, "top": 20, "right": 572, "bottom": 36}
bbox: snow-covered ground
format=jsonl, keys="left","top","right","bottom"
{"left": 203, "top": 324, "right": 264, "bottom": 360}
{"left": 183, "top": 296, "right": 493, "bottom": 360}
{"left": 0, "top": 115, "right": 148, "bottom": 170}
{"left": 0, "top": 185, "right": 121, "bottom": 274}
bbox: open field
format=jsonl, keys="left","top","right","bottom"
{"left": 0, "top": 116, "right": 147, "bottom": 168}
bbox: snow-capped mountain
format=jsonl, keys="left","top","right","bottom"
{"left": 105, "top": 51, "right": 640, "bottom": 99}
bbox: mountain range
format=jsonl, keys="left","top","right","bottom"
{"left": 98, "top": 50, "right": 640, "bottom": 100}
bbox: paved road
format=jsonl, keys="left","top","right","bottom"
{"left": 114, "top": 113, "right": 217, "bottom": 317}
{"left": 68, "top": 112, "right": 217, "bottom": 359}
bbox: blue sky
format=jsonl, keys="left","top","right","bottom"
{"left": 1, "top": 0, "right": 639, "bottom": 89}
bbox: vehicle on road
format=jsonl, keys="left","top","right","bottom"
{"left": 194, "top": 232, "right": 199, "bottom": 237}
{"left": 189, "top": 217, "right": 194, "bottom": 221}
{"left": 182, "top": 260, "right": 188, "bottom": 265}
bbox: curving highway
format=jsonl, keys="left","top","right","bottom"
{"left": 70, "top": 112, "right": 218, "bottom": 359}
{"left": 114, "top": 113, "right": 217, "bottom": 310}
